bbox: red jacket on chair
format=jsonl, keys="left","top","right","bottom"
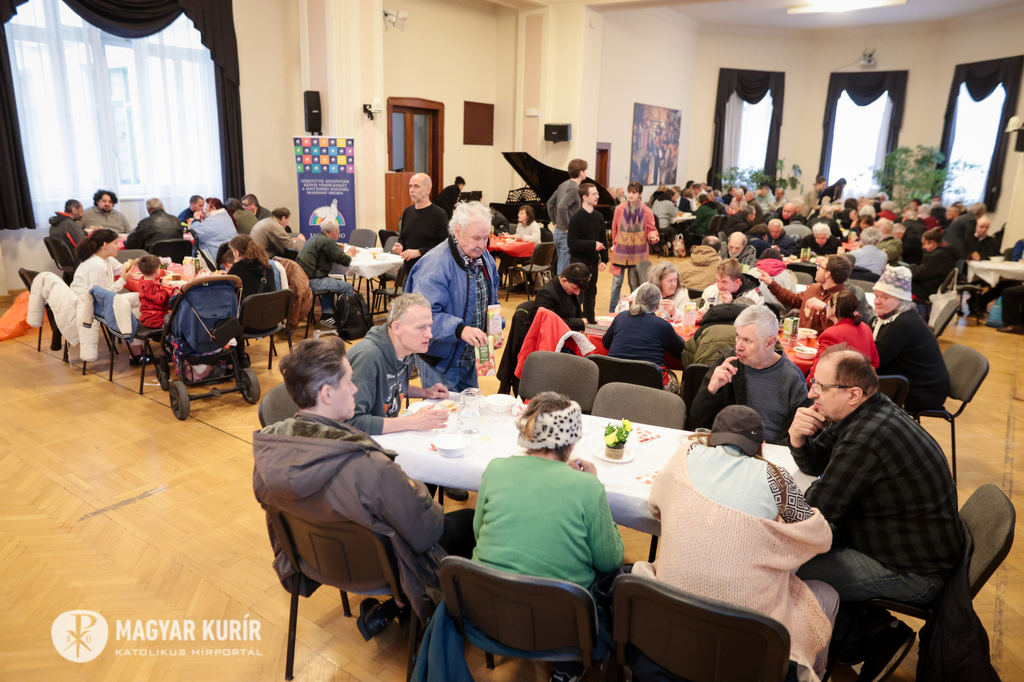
{"left": 514, "top": 307, "right": 595, "bottom": 378}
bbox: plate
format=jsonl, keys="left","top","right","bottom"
{"left": 592, "top": 445, "right": 635, "bottom": 464}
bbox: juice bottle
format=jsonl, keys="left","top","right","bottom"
{"left": 682, "top": 302, "right": 697, "bottom": 337}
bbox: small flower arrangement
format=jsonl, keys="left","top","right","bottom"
{"left": 604, "top": 419, "right": 632, "bottom": 448}
{"left": 158, "top": 257, "right": 172, "bottom": 271}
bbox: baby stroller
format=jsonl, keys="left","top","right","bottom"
{"left": 155, "top": 274, "right": 261, "bottom": 420}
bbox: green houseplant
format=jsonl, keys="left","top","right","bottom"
{"left": 872, "top": 145, "right": 977, "bottom": 205}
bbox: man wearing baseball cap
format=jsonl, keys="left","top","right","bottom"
{"left": 790, "top": 345, "right": 962, "bottom": 681}
{"left": 534, "top": 263, "right": 590, "bottom": 332}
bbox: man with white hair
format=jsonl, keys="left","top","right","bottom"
{"left": 347, "top": 293, "right": 451, "bottom": 435}
{"left": 800, "top": 223, "right": 840, "bottom": 256}
{"left": 847, "top": 227, "right": 887, "bottom": 275}
{"left": 687, "top": 304, "right": 808, "bottom": 441}
{"left": 125, "top": 198, "right": 181, "bottom": 251}
{"left": 407, "top": 201, "right": 500, "bottom": 392}
{"left": 764, "top": 218, "right": 796, "bottom": 256}
{"left": 878, "top": 200, "right": 898, "bottom": 221}
{"left": 393, "top": 173, "right": 450, "bottom": 277}
{"left": 297, "top": 219, "right": 360, "bottom": 329}
{"left": 877, "top": 218, "right": 903, "bottom": 264}
{"left": 719, "top": 231, "right": 757, "bottom": 267}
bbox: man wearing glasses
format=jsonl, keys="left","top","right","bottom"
{"left": 789, "top": 346, "right": 962, "bottom": 681}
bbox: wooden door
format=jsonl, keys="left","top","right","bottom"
{"left": 595, "top": 143, "right": 611, "bottom": 188}
{"left": 387, "top": 98, "right": 444, "bottom": 199}
{"left": 385, "top": 172, "right": 415, "bottom": 233}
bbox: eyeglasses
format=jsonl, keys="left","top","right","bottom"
{"left": 809, "top": 379, "right": 852, "bottom": 391}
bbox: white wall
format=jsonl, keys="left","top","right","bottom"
{"left": 687, "top": 7, "right": 1024, "bottom": 235}
{"left": 598, "top": 8, "right": 700, "bottom": 192}
{"left": 382, "top": 0, "right": 518, "bottom": 207}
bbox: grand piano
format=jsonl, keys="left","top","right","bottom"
{"left": 490, "top": 152, "right": 615, "bottom": 225}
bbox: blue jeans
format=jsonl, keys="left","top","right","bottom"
{"left": 608, "top": 266, "right": 640, "bottom": 313}
{"left": 797, "top": 546, "right": 944, "bottom": 606}
{"left": 307, "top": 276, "right": 355, "bottom": 315}
{"left": 553, "top": 228, "right": 570, "bottom": 278}
{"left": 415, "top": 355, "right": 478, "bottom": 392}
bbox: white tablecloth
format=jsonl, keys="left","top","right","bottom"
{"left": 376, "top": 401, "right": 817, "bottom": 536}
{"left": 330, "top": 247, "right": 403, "bottom": 280}
{"left": 966, "top": 260, "right": 1024, "bottom": 288}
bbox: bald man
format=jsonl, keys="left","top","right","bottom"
{"left": 393, "top": 173, "right": 451, "bottom": 277}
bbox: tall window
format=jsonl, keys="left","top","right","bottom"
{"left": 723, "top": 92, "right": 774, "bottom": 173}
{"left": 826, "top": 91, "right": 892, "bottom": 199}
{"left": 6, "top": 0, "right": 222, "bottom": 222}
{"left": 943, "top": 83, "right": 1006, "bottom": 206}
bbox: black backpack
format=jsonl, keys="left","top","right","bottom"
{"left": 337, "top": 291, "right": 372, "bottom": 340}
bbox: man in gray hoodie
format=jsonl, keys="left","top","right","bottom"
{"left": 347, "top": 293, "right": 449, "bottom": 435}
{"left": 252, "top": 335, "right": 474, "bottom": 641}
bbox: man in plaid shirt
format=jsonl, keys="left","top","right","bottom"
{"left": 789, "top": 345, "right": 962, "bottom": 682}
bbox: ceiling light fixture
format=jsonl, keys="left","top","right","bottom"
{"left": 788, "top": 0, "right": 907, "bottom": 15}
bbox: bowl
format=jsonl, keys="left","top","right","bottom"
{"left": 794, "top": 346, "right": 817, "bottom": 359}
{"left": 485, "top": 394, "right": 516, "bottom": 415}
{"left": 797, "top": 328, "right": 818, "bottom": 340}
{"left": 433, "top": 434, "right": 467, "bottom": 458}
{"left": 596, "top": 315, "right": 615, "bottom": 324}
{"left": 990, "top": 256, "right": 1006, "bottom": 263}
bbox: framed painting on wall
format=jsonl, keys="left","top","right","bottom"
{"left": 630, "top": 103, "right": 681, "bottom": 185}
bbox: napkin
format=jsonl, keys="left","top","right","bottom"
{"left": 509, "top": 397, "right": 527, "bottom": 419}
{"left": 636, "top": 427, "right": 660, "bottom": 444}
{"left": 636, "top": 471, "right": 660, "bottom": 486}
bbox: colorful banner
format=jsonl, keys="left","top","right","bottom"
{"left": 293, "top": 135, "right": 357, "bottom": 240}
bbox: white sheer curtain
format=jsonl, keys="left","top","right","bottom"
{"left": 943, "top": 82, "right": 1007, "bottom": 206}
{"left": 722, "top": 91, "right": 774, "bottom": 175}
{"left": 827, "top": 91, "right": 892, "bottom": 199}
{"left": 6, "top": 0, "right": 221, "bottom": 225}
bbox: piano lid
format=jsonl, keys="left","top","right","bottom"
{"left": 502, "top": 152, "right": 615, "bottom": 207}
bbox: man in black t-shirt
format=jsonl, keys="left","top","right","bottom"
{"left": 567, "top": 182, "right": 608, "bottom": 324}
{"left": 393, "top": 173, "right": 450, "bottom": 277}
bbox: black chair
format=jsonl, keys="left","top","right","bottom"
{"left": 371, "top": 264, "right": 407, "bottom": 316}
{"left": 239, "top": 290, "right": 295, "bottom": 370}
{"left": 877, "top": 375, "right": 909, "bottom": 409}
{"left": 266, "top": 506, "right": 421, "bottom": 681}
{"left": 18, "top": 269, "right": 47, "bottom": 352}
{"left": 590, "top": 354, "right": 663, "bottom": 391}
{"left": 681, "top": 364, "right": 709, "bottom": 412}
{"left": 116, "top": 249, "right": 148, "bottom": 263}
{"left": 349, "top": 228, "right": 377, "bottom": 248}
{"left": 378, "top": 229, "right": 398, "bottom": 250}
{"left": 822, "top": 484, "right": 1015, "bottom": 681}
{"left": 506, "top": 242, "right": 556, "bottom": 301}
{"left": 687, "top": 287, "right": 704, "bottom": 301}
{"left": 43, "top": 236, "right": 77, "bottom": 283}
{"left": 592, "top": 382, "right": 685, "bottom": 429}
{"left": 150, "top": 239, "right": 194, "bottom": 264}
{"left": 609, "top": 574, "right": 791, "bottom": 682}
{"left": 439, "top": 556, "right": 601, "bottom": 673}
{"left": 707, "top": 215, "right": 725, "bottom": 238}
{"left": 912, "top": 344, "right": 989, "bottom": 482}
{"left": 519, "top": 351, "right": 600, "bottom": 413}
{"left": 259, "top": 382, "right": 301, "bottom": 427}
{"left": 82, "top": 317, "right": 160, "bottom": 395}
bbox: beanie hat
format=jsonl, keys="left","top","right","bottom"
{"left": 873, "top": 266, "right": 912, "bottom": 301}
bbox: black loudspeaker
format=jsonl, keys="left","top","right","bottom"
{"left": 544, "top": 123, "right": 571, "bottom": 143}
{"left": 304, "top": 91, "right": 322, "bottom": 135}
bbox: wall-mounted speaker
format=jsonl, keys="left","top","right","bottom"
{"left": 304, "top": 91, "right": 322, "bottom": 135}
{"left": 544, "top": 123, "right": 571, "bottom": 143}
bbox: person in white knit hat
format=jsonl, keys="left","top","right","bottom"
{"left": 871, "top": 266, "right": 950, "bottom": 412}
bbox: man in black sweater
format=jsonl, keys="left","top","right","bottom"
{"left": 126, "top": 198, "right": 183, "bottom": 252}
{"left": 567, "top": 183, "right": 608, "bottom": 324}
{"left": 434, "top": 176, "right": 465, "bottom": 219}
{"left": 534, "top": 263, "right": 589, "bottom": 331}
{"left": 393, "top": 173, "right": 450, "bottom": 277}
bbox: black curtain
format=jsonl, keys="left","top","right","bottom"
{"left": 818, "top": 70, "right": 908, "bottom": 182}
{"left": 707, "top": 68, "right": 785, "bottom": 190}
{"left": 940, "top": 56, "right": 1023, "bottom": 211}
{"left": 0, "top": 0, "right": 35, "bottom": 230}
{"left": 0, "top": 0, "right": 243, "bottom": 230}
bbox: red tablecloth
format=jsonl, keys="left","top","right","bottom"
{"left": 586, "top": 316, "right": 692, "bottom": 371}
{"left": 785, "top": 347, "right": 814, "bottom": 375}
{"left": 488, "top": 238, "right": 535, "bottom": 259}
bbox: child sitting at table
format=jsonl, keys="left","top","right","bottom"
{"left": 123, "top": 255, "right": 174, "bottom": 331}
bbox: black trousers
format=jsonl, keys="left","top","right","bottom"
{"left": 578, "top": 260, "right": 601, "bottom": 325}
{"left": 438, "top": 508, "right": 476, "bottom": 559}
{"left": 1002, "top": 285, "right": 1024, "bottom": 326}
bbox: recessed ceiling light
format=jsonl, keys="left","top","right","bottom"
{"left": 788, "top": 0, "right": 907, "bottom": 14}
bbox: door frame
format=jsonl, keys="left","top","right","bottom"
{"left": 595, "top": 142, "right": 611, "bottom": 188}
{"left": 387, "top": 97, "right": 445, "bottom": 198}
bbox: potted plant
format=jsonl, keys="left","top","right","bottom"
{"left": 872, "top": 145, "right": 977, "bottom": 205}
{"left": 603, "top": 419, "right": 633, "bottom": 460}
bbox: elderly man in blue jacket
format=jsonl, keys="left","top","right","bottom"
{"left": 406, "top": 201, "right": 501, "bottom": 392}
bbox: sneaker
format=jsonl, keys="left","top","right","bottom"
{"left": 857, "top": 621, "right": 915, "bottom": 682}
{"left": 444, "top": 488, "right": 469, "bottom": 502}
{"left": 550, "top": 661, "right": 586, "bottom": 682}
{"left": 321, "top": 316, "right": 337, "bottom": 329}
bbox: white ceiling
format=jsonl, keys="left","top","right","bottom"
{"left": 668, "top": 0, "right": 1024, "bottom": 29}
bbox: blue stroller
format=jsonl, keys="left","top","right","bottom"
{"left": 155, "top": 274, "right": 260, "bottom": 420}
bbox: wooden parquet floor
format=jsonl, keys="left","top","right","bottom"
{"left": 1, "top": 253, "right": 1023, "bottom": 681}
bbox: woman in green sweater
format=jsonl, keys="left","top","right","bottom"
{"left": 472, "top": 391, "right": 624, "bottom": 682}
